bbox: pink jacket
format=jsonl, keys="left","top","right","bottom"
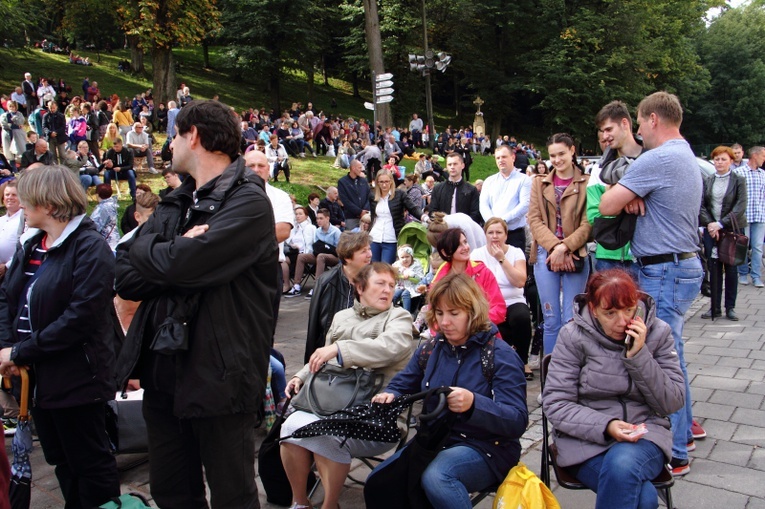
{"left": 433, "top": 260, "right": 507, "bottom": 326}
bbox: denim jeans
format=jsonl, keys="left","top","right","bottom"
{"left": 393, "top": 288, "right": 412, "bottom": 311}
{"left": 535, "top": 246, "right": 590, "bottom": 355}
{"left": 421, "top": 446, "right": 496, "bottom": 509}
{"left": 571, "top": 440, "right": 664, "bottom": 509}
{"left": 638, "top": 256, "right": 702, "bottom": 460}
{"left": 80, "top": 174, "right": 103, "bottom": 190}
{"left": 371, "top": 242, "right": 397, "bottom": 264}
{"left": 738, "top": 222, "right": 765, "bottom": 283}
{"left": 104, "top": 169, "right": 137, "bottom": 199}
{"left": 594, "top": 258, "right": 638, "bottom": 280}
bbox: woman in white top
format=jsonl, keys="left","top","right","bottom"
{"left": 471, "top": 217, "right": 533, "bottom": 379}
{"left": 282, "top": 206, "right": 317, "bottom": 292}
{"left": 368, "top": 170, "right": 426, "bottom": 264}
{"left": 0, "top": 181, "right": 23, "bottom": 276}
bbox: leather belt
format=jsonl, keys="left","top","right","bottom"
{"left": 636, "top": 252, "right": 697, "bottom": 267}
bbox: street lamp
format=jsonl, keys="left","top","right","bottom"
{"left": 408, "top": 0, "right": 451, "bottom": 150}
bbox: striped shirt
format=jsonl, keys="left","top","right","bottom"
{"left": 16, "top": 239, "right": 48, "bottom": 343}
{"left": 735, "top": 165, "right": 765, "bottom": 223}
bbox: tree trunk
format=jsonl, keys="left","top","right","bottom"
{"left": 322, "top": 55, "right": 329, "bottom": 86}
{"left": 202, "top": 40, "right": 210, "bottom": 69}
{"left": 128, "top": 35, "right": 145, "bottom": 75}
{"left": 491, "top": 116, "right": 503, "bottom": 144}
{"left": 454, "top": 77, "right": 460, "bottom": 117}
{"left": 352, "top": 74, "right": 360, "bottom": 98}
{"left": 152, "top": 47, "right": 175, "bottom": 108}
{"left": 306, "top": 65, "right": 315, "bottom": 102}
{"left": 270, "top": 69, "right": 281, "bottom": 113}
{"left": 362, "top": 0, "right": 391, "bottom": 128}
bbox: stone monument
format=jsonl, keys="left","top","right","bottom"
{"left": 472, "top": 96, "right": 486, "bottom": 138}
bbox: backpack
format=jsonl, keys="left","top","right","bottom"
{"left": 592, "top": 149, "right": 639, "bottom": 250}
{"left": 493, "top": 462, "right": 560, "bottom": 509}
{"left": 417, "top": 335, "right": 495, "bottom": 388}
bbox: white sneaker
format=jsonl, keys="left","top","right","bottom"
{"left": 148, "top": 167, "right": 159, "bottom": 174}
{"left": 528, "top": 354, "right": 540, "bottom": 370}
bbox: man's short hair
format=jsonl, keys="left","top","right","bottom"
{"left": 162, "top": 167, "right": 177, "bottom": 177}
{"left": 317, "top": 208, "right": 330, "bottom": 218}
{"left": 637, "top": 92, "right": 683, "bottom": 126}
{"left": 136, "top": 183, "right": 152, "bottom": 194}
{"left": 749, "top": 146, "right": 765, "bottom": 157}
{"left": 446, "top": 152, "right": 464, "bottom": 163}
{"left": 174, "top": 100, "right": 240, "bottom": 162}
{"left": 731, "top": 143, "right": 743, "bottom": 151}
{"left": 595, "top": 100, "right": 632, "bottom": 128}
{"left": 494, "top": 144, "right": 514, "bottom": 156}
{"left": 136, "top": 191, "right": 160, "bottom": 213}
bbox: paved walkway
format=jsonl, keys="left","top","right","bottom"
{"left": 14, "top": 283, "right": 765, "bottom": 508}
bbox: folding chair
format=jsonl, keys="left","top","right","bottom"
{"left": 539, "top": 354, "right": 675, "bottom": 508}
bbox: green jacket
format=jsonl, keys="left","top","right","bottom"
{"left": 586, "top": 163, "right": 633, "bottom": 262}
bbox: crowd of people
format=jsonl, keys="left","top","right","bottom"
{"left": 0, "top": 64, "right": 761, "bottom": 509}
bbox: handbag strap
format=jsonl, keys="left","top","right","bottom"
{"left": 729, "top": 212, "right": 740, "bottom": 233}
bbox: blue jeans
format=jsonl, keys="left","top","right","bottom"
{"left": 738, "top": 222, "right": 765, "bottom": 283}
{"left": 638, "top": 256, "right": 702, "bottom": 460}
{"left": 369, "top": 445, "right": 495, "bottom": 509}
{"left": 595, "top": 258, "right": 638, "bottom": 280}
{"left": 103, "top": 168, "right": 137, "bottom": 199}
{"left": 80, "top": 174, "right": 103, "bottom": 190}
{"left": 269, "top": 356, "right": 287, "bottom": 400}
{"left": 535, "top": 246, "right": 590, "bottom": 355}
{"left": 393, "top": 288, "right": 412, "bottom": 311}
{"left": 371, "top": 242, "right": 397, "bottom": 264}
{"left": 571, "top": 440, "right": 664, "bottom": 509}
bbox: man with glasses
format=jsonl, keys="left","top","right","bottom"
{"left": 126, "top": 122, "right": 158, "bottom": 174}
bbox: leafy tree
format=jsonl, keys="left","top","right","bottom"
{"left": 219, "top": 0, "right": 320, "bottom": 112}
{"left": 688, "top": 1, "right": 765, "bottom": 147}
{"left": 526, "top": 0, "right": 710, "bottom": 145}
{"left": 0, "top": 0, "right": 44, "bottom": 47}
{"left": 118, "top": 0, "right": 221, "bottom": 106}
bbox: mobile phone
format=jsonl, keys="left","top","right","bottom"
{"left": 625, "top": 306, "right": 645, "bottom": 351}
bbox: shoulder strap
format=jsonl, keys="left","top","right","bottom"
{"left": 418, "top": 334, "right": 495, "bottom": 387}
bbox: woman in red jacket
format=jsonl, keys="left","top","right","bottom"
{"left": 432, "top": 227, "right": 506, "bottom": 327}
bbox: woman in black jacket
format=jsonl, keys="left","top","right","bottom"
{"left": 0, "top": 165, "right": 119, "bottom": 508}
{"left": 368, "top": 170, "right": 426, "bottom": 263}
{"left": 700, "top": 145, "right": 748, "bottom": 321}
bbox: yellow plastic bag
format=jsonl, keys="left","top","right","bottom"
{"left": 493, "top": 462, "right": 561, "bottom": 509}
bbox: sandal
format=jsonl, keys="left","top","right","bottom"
{"left": 525, "top": 371, "right": 534, "bottom": 381}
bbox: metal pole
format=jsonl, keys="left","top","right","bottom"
{"left": 372, "top": 71, "right": 377, "bottom": 138}
{"left": 422, "top": 0, "right": 436, "bottom": 150}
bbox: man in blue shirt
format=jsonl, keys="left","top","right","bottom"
{"left": 600, "top": 91, "right": 704, "bottom": 477}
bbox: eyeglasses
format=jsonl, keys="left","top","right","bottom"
{"left": 378, "top": 180, "right": 392, "bottom": 184}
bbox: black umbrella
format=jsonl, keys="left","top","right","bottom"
{"left": 364, "top": 386, "right": 455, "bottom": 509}
{"left": 288, "top": 389, "right": 439, "bottom": 444}
{"left": 9, "top": 368, "right": 31, "bottom": 509}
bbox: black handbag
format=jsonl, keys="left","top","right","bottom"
{"left": 593, "top": 213, "right": 637, "bottom": 250}
{"left": 718, "top": 215, "right": 748, "bottom": 266}
{"left": 546, "top": 250, "right": 586, "bottom": 273}
{"left": 105, "top": 391, "right": 148, "bottom": 454}
{"left": 291, "top": 364, "right": 384, "bottom": 417}
{"left": 258, "top": 396, "right": 317, "bottom": 506}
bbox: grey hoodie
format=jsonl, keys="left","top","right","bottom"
{"left": 542, "top": 293, "right": 685, "bottom": 467}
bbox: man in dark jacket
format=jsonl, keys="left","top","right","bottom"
{"left": 101, "top": 139, "right": 136, "bottom": 199}
{"left": 320, "top": 186, "right": 346, "bottom": 229}
{"left": 115, "top": 100, "right": 278, "bottom": 509}
{"left": 42, "top": 100, "right": 67, "bottom": 163}
{"left": 337, "top": 160, "right": 370, "bottom": 230}
{"left": 20, "top": 139, "right": 54, "bottom": 169}
{"left": 428, "top": 152, "right": 482, "bottom": 225}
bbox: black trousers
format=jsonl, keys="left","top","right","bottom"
{"left": 31, "top": 402, "right": 119, "bottom": 509}
{"left": 708, "top": 259, "right": 738, "bottom": 313}
{"left": 142, "top": 390, "right": 259, "bottom": 509}
{"left": 505, "top": 227, "right": 526, "bottom": 252}
{"left": 496, "top": 302, "right": 533, "bottom": 364}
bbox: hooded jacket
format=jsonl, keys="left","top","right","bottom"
{"left": 542, "top": 293, "right": 685, "bottom": 467}
{"left": 0, "top": 216, "right": 115, "bottom": 409}
{"left": 385, "top": 327, "right": 528, "bottom": 483}
{"left": 115, "top": 157, "right": 278, "bottom": 418}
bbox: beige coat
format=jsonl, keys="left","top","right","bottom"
{"left": 527, "top": 168, "right": 592, "bottom": 263}
{"left": 294, "top": 301, "right": 414, "bottom": 384}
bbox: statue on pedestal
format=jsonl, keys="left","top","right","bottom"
{"left": 472, "top": 96, "right": 486, "bottom": 139}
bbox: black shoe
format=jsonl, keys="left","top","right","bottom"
{"left": 726, "top": 309, "right": 739, "bottom": 321}
{"left": 701, "top": 309, "right": 721, "bottom": 319}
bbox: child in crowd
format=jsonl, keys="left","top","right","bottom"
{"left": 392, "top": 245, "right": 424, "bottom": 313}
